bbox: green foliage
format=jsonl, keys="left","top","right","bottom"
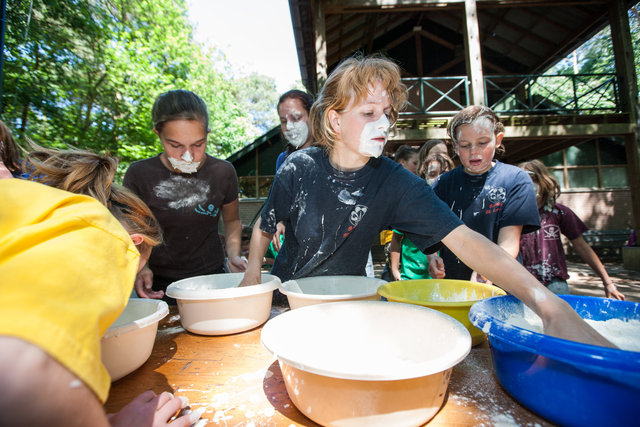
{"left": 549, "top": 6, "right": 640, "bottom": 80}
{"left": 2, "top": 0, "right": 277, "bottom": 181}
{"left": 232, "top": 72, "right": 279, "bottom": 138}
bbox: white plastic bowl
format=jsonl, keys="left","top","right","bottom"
{"left": 165, "top": 273, "right": 280, "bottom": 335}
{"left": 279, "top": 275, "right": 386, "bottom": 309}
{"left": 101, "top": 298, "right": 168, "bottom": 382}
{"left": 261, "top": 301, "right": 471, "bottom": 426}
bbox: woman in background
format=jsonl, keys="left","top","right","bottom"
{"left": 275, "top": 89, "right": 315, "bottom": 170}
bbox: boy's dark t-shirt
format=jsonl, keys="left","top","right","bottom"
{"left": 123, "top": 154, "right": 239, "bottom": 280}
{"left": 432, "top": 160, "right": 540, "bottom": 280}
{"left": 260, "top": 147, "right": 463, "bottom": 281}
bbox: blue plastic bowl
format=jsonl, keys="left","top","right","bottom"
{"left": 469, "top": 295, "right": 640, "bottom": 427}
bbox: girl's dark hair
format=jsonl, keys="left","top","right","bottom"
{"left": 152, "top": 90, "right": 209, "bottom": 133}
{"left": 518, "top": 159, "right": 560, "bottom": 208}
{"left": 277, "top": 90, "right": 314, "bottom": 114}
{"left": 24, "top": 143, "right": 162, "bottom": 255}
{"left": 394, "top": 145, "right": 417, "bottom": 162}
{"left": 0, "top": 120, "right": 22, "bottom": 174}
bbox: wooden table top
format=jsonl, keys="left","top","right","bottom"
{"left": 105, "top": 305, "right": 552, "bottom": 426}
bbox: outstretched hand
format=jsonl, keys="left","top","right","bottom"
{"left": 427, "top": 254, "right": 445, "bottom": 279}
{"left": 272, "top": 222, "right": 285, "bottom": 251}
{"left": 470, "top": 270, "right": 492, "bottom": 285}
{"left": 238, "top": 271, "right": 261, "bottom": 287}
{"left": 134, "top": 266, "right": 164, "bottom": 299}
{"left": 107, "top": 391, "right": 203, "bottom": 427}
{"left": 227, "top": 255, "right": 248, "bottom": 273}
{"left": 541, "top": 297, "right": 617, "bottom": 349}
{"left": 604, "top": 282, "right": 625, "bottom": 300}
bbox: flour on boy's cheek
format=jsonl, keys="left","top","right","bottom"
{"left": 358, "top": 114, "right": 390, "bottom": 158}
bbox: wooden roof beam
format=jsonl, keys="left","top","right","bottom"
{"left": 489, "top": 11, "right": 558, "bottom": 50}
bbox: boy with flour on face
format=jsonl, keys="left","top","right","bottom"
{"left": 240, "top": 55, "right": 612, "bottom": 348}
{"left": 429, "top": 106, "right": 540, "bottom": 283}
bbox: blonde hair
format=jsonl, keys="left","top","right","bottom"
{"left": 310, "top": 55, "right": 407, "bottom": 151}
{"left": 24, "top": 143, "right": 162, "bottom": 254}
{"left": 518, "top": 159, "right": 560, "bottom": 208}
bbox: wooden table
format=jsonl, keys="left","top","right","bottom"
{"left": 105, "top": 306, "right": 552, "bottom": 426}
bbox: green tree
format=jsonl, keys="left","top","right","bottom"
{"left": 233, "top": 72, "right": 279, "bottom": 138}
{"left": 3, "top": 0, "right": 255, "bottom": 178}
{"left": 550, "top": 6, "right": 640, "bottom": 80}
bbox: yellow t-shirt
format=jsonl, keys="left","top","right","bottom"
{"left": 0, "top": 179, "right": 140, "bottom": 402}
{"left": 380, "top": 229, "right": 393, "bottom": 245}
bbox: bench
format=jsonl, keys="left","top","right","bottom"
{"left": 568, "top": 229, "right": 633, "bottom": 261}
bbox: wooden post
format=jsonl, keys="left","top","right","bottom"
{"left": 313, "top": 0, "right": 328, "bottom": 90}
{"left": 463, "top": 0, "right": 485, "bottom": 106}
{"left": 609, "top": 0, "right": 640, "bottom": 252}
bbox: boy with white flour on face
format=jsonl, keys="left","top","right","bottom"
{"left": 428, "top": 106, "right": 540, "bottom": 284}
{"left": 240, "top": 54, "right": 613, "bottom": 349}
{"left": 124, "top": 90, "right": 247, "bottom": 303}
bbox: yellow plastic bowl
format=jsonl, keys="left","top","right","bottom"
{"left": 378, "top": 279, "right": 506, "bottom": 346}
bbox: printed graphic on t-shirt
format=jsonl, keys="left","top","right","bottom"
{"left": 349, "top": 204, "right": 368, "bottom": 226}
{"left": 484, "top": 184, "right": 506, "bottom": 215}
{"left": 195, "top": 203, "right": 220, "bottom": 217}
{"left": 153, "top": 175, "right": 210, "bottom": 209}
{"left": 542, "top": 224, "right": 561, "bottom": 240}
{"left": 530, "top": 253, "right": 557, "bottom": 284}
{"left": 487, "top": 185, "right": 506, "bottom": 203}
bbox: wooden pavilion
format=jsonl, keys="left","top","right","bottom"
{"left": 230, "top": 0, "right": 640, "bottom": 264}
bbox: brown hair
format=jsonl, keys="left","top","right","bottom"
{"left": 419, "top": 152, "right": 455, "bottom": 180}
{"left": 310, "top": 55, "right": 407, "bottom": 152}
{"left": 24, "top": 144, "right": 162, "bottom": 254}
{"left": 0, "top": 120, "right": 22, "bottom": 174}
{"left": 278, "top": 90, "right": 314, "bottom": 115}
{"left": 394, "top": 145, "right": 417, "bottom": 163}
{"left": 418, "top": 139, "right": 449, "bottom": 166}
{"left": 518, "top": 159, "right": 560, "bottom": 208}
{"left": 152, "top": 89, "right": 209, "bottom": 134}
{"left": 447, "top": 105, "right": 505, "bottom": 157}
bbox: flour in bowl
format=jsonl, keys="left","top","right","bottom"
{"left": 427, "top": 289, "right": 479, "bottom": 302}
{"left": 505, "top": 307, "right": 640, "bottom": 352}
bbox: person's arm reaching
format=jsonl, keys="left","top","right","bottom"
{"left": 239, "top": 217, "right": 273, "bottom": 287}
{"left": 442, "top": 225, "right": 615, "bottom": 348}
{"left": 470, "top": 225, "right": 523, "bottom": 285}
{"left": 133, "top": 265, "right": 164, "bottom": 299}
{"left": 427, "top": 253, "right": 445, "bottom": 279}
{"left": 389, "top": 232, "right": 403, "bottom": 281}
{"left": 222, "top": 199, "right": 248, "bottom": 273}
{"left": 570, "top": 235, "right": 625, "bottom": 300}
{"left": 272, "top": 222, "right": 286, "bottom": 251}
